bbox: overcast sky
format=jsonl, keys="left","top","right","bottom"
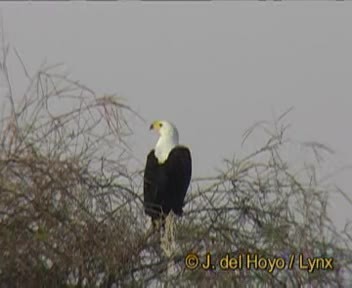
{"left": 0, "top": 2, "right": 351, "bottom": 230}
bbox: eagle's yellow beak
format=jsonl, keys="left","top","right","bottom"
{"left": 150, "top": 120, "right": 162, "bottom": 131}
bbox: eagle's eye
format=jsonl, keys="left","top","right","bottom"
{"left": 159, "top": 123, "right": 163, "bottom": 128}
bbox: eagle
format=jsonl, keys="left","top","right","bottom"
{"left": 143, "top": 120, "right": 192, "bottom": 229}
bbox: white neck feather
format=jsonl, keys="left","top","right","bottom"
{"left": 155, "top": 134, "right": 178, "bottom": 164}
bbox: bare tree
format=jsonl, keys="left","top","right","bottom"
{"left": 0, "top": 39, "right": 351, "bottom": 288}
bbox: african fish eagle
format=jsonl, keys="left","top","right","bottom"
{"left": 143, "top": 120, "right": 192, "bottom": 228}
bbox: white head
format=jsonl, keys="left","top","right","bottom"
{"left": 150, "top": 120, "right": 179, "bottom": 163}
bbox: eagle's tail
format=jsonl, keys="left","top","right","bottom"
{"left": 161, "top": 212, "right": 176, "bottom": 258}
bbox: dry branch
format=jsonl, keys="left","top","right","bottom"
{"left": 0, "top": 44, "right": 351, "bottom": 288}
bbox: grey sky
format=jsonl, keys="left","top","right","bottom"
{"left": 1, "top": 2, "right": 351, "bottom": 230}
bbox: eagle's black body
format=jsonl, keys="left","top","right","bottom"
{"left": 143, "top": 146, "right": 192, "bottom": 225}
